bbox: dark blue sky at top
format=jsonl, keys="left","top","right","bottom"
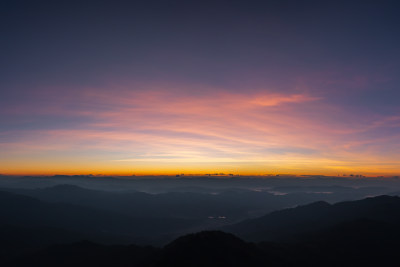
{"left": 1, "top": 0, "right": 400, "bottom": 115}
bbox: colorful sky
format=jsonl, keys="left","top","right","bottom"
{"left": 1, "top": 0, "right": 400, "bottom": 176}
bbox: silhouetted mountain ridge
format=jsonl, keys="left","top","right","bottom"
{"left": 12, "top": 223, "right": 400, "bottom": 267}
{"left": 225, "top": 195, "right": 400, "bottom": 242}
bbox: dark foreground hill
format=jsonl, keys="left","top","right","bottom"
{"left": 7, "top": 226, "right": 400, "bottom": 267}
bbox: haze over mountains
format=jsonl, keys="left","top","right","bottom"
{"left": 1, "top": 175, "right": 400, "bottom": 266}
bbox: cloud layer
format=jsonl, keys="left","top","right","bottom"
{"left": 1, "top": 84, "right": 399, "bottom": 176}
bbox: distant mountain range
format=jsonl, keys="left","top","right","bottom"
{"left": 0, "top": 190, "right": 201, "bottom": 245}
{"left": 2, "top": 183, "right": 394, "bottom": 223}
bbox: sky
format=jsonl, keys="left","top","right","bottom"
{"left": 1, "top": 0, "right": 400, "bottom": 176}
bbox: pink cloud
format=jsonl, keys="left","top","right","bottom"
{"left": 1, "top": 84, "right": 400, "bottom": 175}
